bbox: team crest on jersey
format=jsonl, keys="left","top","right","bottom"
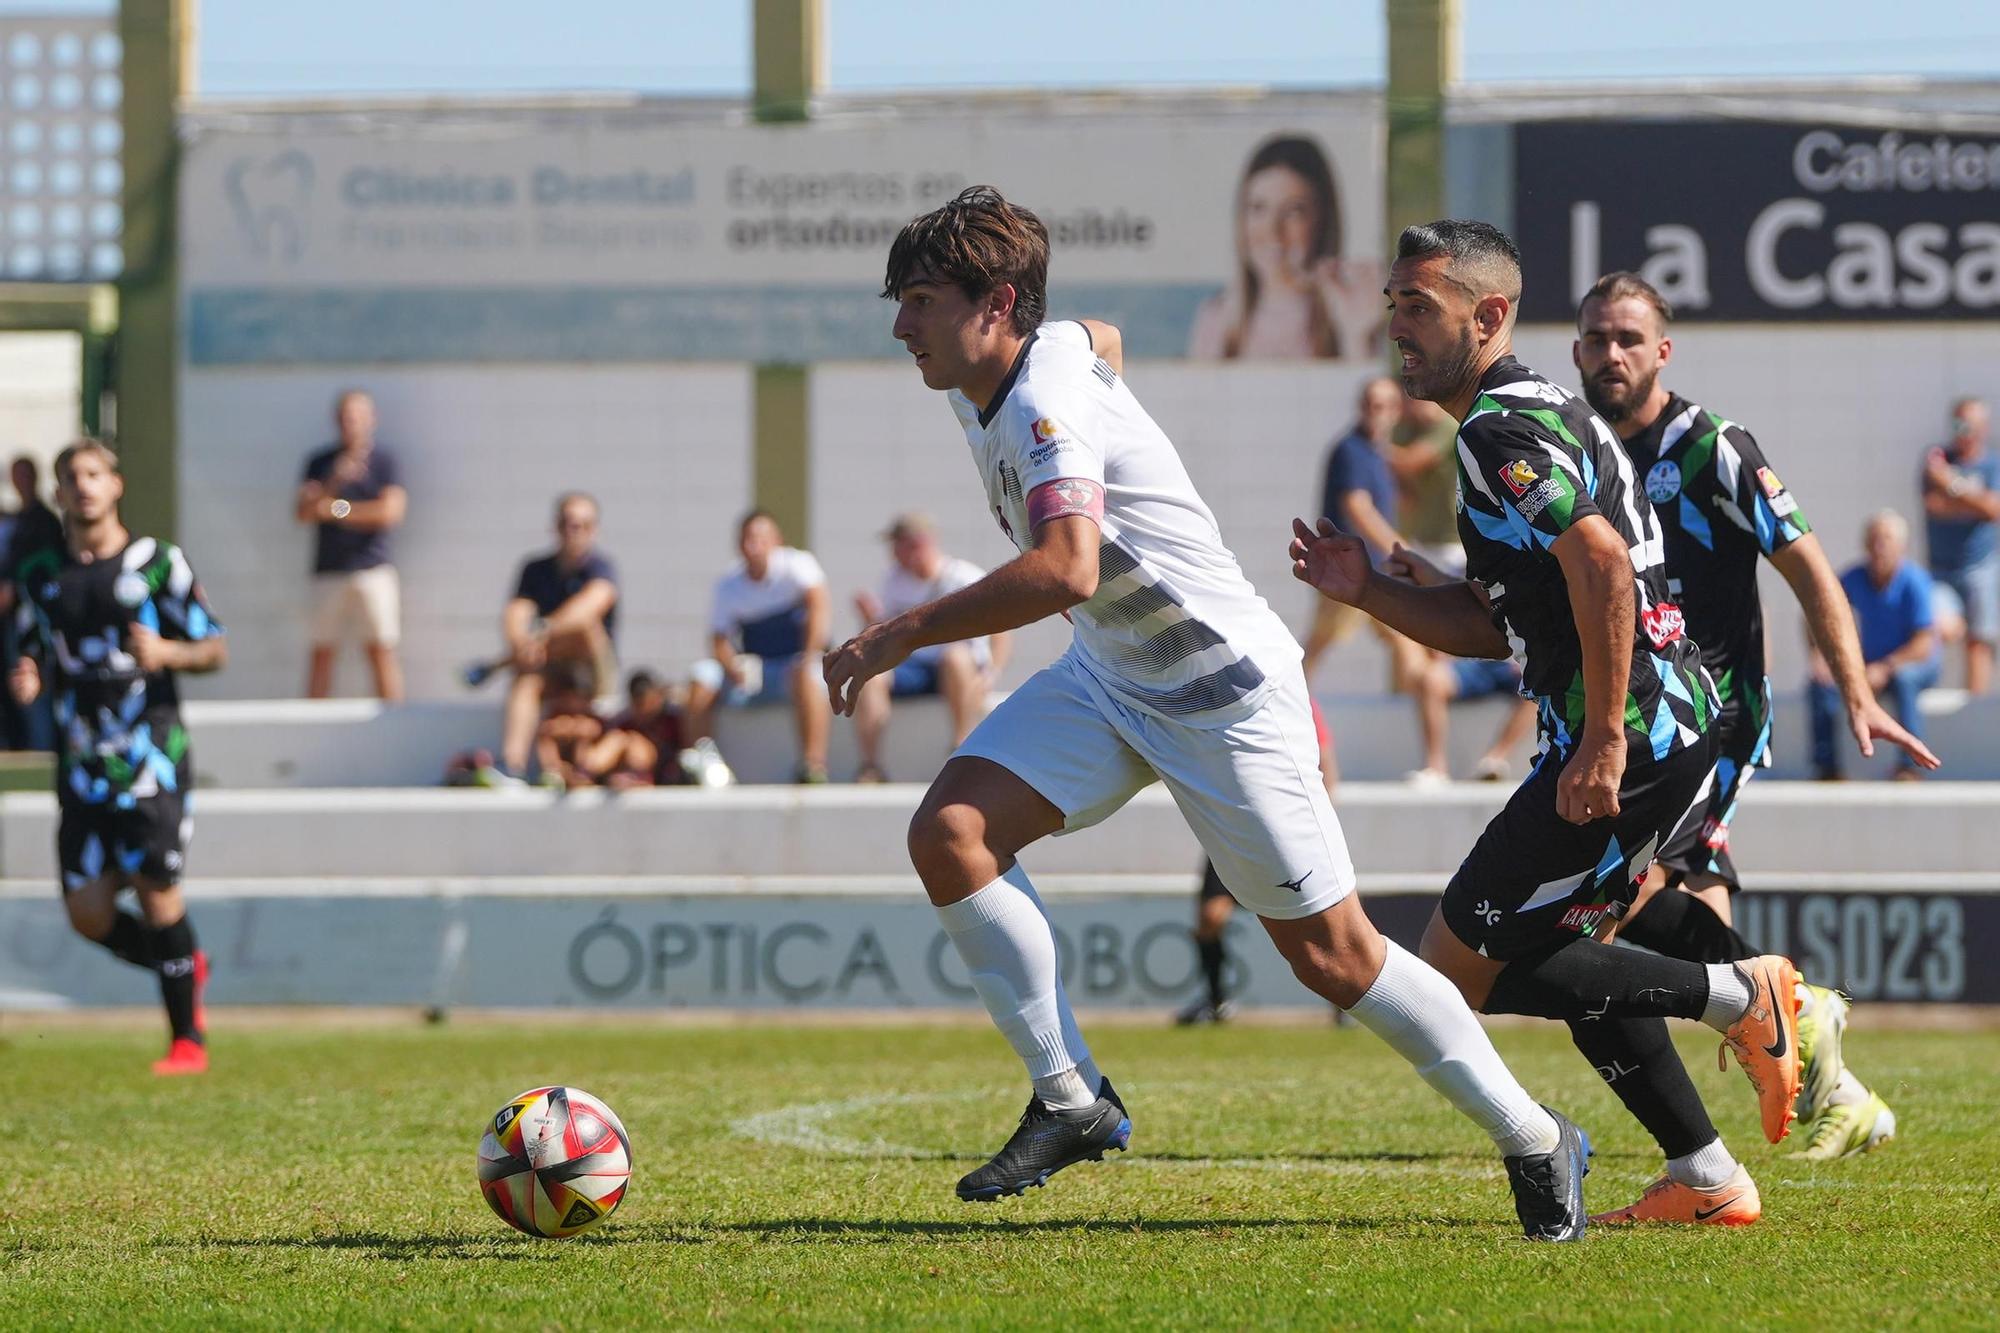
{"left": 1500, "top": 459, "right": 1539, "bottom": 496}
{"left": 1645, "top": 459, "right": 1682, "bottom": 505}
{"left": 1756, "top": 465, "right": 1786, "bottom": 498}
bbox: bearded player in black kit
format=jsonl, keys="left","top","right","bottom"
{"left": 12, "top": 440, "right": 227, "bottom": 1074}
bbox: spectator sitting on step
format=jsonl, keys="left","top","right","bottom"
{"left": 685, "top": 509, "right": 832, "bottom": 784}
{"left": 1810, "top": 510, "right": 1939, "bottom": 781}
{"left": 850, "top": 512, "right": 1008, "bottom": 782}
{"left": 532, "top": 659, "right": 605, "bottom": 790}
{"left": 495, "top": 492, "right": 619, "bottom": 784}
{"left": 591, "top": 669, "right": 690, "bottom": 788}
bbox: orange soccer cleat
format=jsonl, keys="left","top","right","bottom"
{"left": 1590, "top": 1165, "right": 1762, "bottom": 1226}
{"left": 1720, "top": 955, "right": 1803, "bottom": 1143}
{"left": 152, "top": 1037, "right": 209, "bottom": 1077}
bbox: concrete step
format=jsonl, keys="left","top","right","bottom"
{"left": 3, "top": 780, "right": 1992, "bottom": 882}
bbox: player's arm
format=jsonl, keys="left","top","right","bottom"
{"left": 1771, "top": 534, "right": 1939, "bottom": 769}
{"left": 1077, "top": 320, "right": 1123, "bottom": 377}
{"left": 1290, "top": 517, "right": 1508, "bottom": 659}
{"left": 799, "top": 581, "right": 831, "bottom": 656}
{"left": 1551, "top": 515, "right": 1635, "bottom": 823}
{"left": 824, "top": 512, "right": 1098, "bottom": 715}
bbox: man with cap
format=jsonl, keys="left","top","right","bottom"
{"left": 851, "top": 513, "right": 1009, "bottom": 782}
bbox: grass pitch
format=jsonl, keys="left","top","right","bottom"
{"left": 1, "top": 1016, "right": 1995, "bottom": 1330}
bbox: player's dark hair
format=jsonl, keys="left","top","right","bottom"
{"left": 54, "top": 437, "right": 118, "bottom": 479}
{"left": 738, "top": 507, "right": 778, "bottom": 535}
{"left": 1227, "top": 135, "right": 1343, "bottom": 358}
{"left": 626, "top": 668, "right": 662, "bottom": 699}
{"left": 1396, "top": 219, "right": 1523, "bottom": 303}
{"left": 882, "top": 185, "right": 1048, "bottom": 338}
{"left": 1579, "top": 271, "right": 1673, "bottom": 332}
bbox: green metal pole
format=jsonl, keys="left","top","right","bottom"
{"left": 1385, "top": 0, "right": 1458, "bottom": 253}
{"left": 749, "top": 0, "right": 824, "bottom": 547}
{"left": 114, "top": 0, "right": 196, "bottom": 540}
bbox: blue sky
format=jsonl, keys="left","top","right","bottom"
{"left": 13, "top": 1, "right": 1997, "bottom": 96}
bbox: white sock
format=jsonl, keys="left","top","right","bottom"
{"left": 935, "top": 863, "right": 1099, "bottom": 1110}
{"left": 1347, "top": 939, "right": 1559, "bottom": 1158}
{"left": 1701, "top": 962, "right": 1753, "bottom": 1031}
{"left": 1666, "top": 1137, "right": 1738, "bottom": 1189}
{"left": 1826, "top": 1068, "right": 1869, "bottom": 1108}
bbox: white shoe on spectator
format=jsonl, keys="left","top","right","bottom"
{"left": 679, "top": 738, "right": 737, "bottom": 788}
{"left": 1473, "top": 755, "right": 1513, "bottom": 782}
{"left": 1404, "top": 766, "right": 1450, "bottom": 789}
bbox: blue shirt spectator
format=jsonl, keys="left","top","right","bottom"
{"left": 1840, "top": 560, "right": 1935, "bottom": 666}
{"left": 1320, "top": 376, "right": 1406, "bottom": 561}
{"left": 1812, "top": 511, "right": 1939, "bottom": 778}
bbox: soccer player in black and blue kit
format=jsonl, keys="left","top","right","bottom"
{"left": 1297, "top": 221, "right": 1811, "bottom": 1226}
{"left": 1573, "top": 271, "right": 1936, "bottom": 1160}
{"left": 11, "top": 440, "right": 226, "bottom": 1074}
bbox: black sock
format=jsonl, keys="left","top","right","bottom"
{"left": 1617, "top": 889, "right": 1756, "bottom": 964}
{"left": 150, "top": 916, "right": 201, "bottom": 1043}
{"left": 1483, "top": 939, "right": 1710, "bottom": 1023}
{"left": 1566, "top": 1015, "right": 1719, "bottom": 1159}
{"left": 92, "top": 910, "right": 154, "bottom": 969}
{"left": 1196, "top": 935, "right": 1227, "bottom": 1008}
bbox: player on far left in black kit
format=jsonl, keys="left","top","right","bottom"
{"left": 11, "top": 439, "right": 227, "bottom": 1075}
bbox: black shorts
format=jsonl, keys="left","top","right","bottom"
{"left": 57, "top": 791, "right": 191, "bottom": 893}
{"left": 1197, "top": 860, "right": 1235, "bottom": 905}
{"left": 1655, "top": 685, "right": 1771, "bottom": 891}
{"left": 1440, "top": 733, "right": 1718, "bottom": 962}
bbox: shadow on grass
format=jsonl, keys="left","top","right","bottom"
{"left": 150, "top": 1229, "right": 712, "bottom": 1258}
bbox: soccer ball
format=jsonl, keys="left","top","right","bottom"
{"left": 477, "top": 1085, "right": 632, "bottom": 1237}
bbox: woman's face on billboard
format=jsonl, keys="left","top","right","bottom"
{"left": 1241, "top": 165, "right": 1319, "bottom": 284}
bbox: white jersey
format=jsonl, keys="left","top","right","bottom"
{"left": 879, "top": 556, "right": 990, "bottom": 666}
{"left": 949, "top": 321, "right": 1299, "bottom": 727}
{"left": 709, "top": 545, "right": 825, "bottom": 655}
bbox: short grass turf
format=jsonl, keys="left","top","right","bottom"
{"left": 1, "top": 1019, "right": 1995, "bottom": 1330}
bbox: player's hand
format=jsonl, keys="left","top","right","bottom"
{"left": 1384, "top": 541, "right": 1452, "bottom": 589}
{"left": 1848, "top": 695, "right": 1941, "bottom": 771}
{"left": 1557, "top": 729, "right": 1625, "bottom": 824}
{"left": 127, "top": 622, "right": 173, "bottom": 673}
{"left": 8, "top": 656, "right": 38, "bottom": 705}
{"left": 1290, "top": 517, "right": 1373, "bottom": 607}
{"left": 822, "top": 623, "right": 911, "bottom": 717}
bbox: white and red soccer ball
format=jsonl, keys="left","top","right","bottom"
{"left": 477, "top": 1085, "right": 631, "bottom": 1237}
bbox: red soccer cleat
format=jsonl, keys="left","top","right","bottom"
{"left": 152, "top": 1037, "right": 208, "bottom": 1077}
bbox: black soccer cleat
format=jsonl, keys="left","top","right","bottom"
{"left": 956, "top": 1078, "right": 1133, "bottom": 1202}
{"left": 1503, "top": 1106, "right": 1592, "bottom": 1242}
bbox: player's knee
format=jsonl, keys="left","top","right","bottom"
{"left": 906, "top": 798, "right": 987, "bottom": 879}
{"left": 63, "top": 894, "right": 114, "bottom": 941}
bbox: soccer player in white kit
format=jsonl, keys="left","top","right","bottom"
{"left": 822, "top": 187, "right": 1591, "bottom": 1239}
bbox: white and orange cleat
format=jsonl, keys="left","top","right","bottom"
{"left": 152, "top": 1037, "right": 208, "bottom": 1077}
{"left": 1590, "top": 1165, "right": 1761, "bottom": 1226}
{"left": 1720, "top": 955, "right": 1803, "bottom": 1143}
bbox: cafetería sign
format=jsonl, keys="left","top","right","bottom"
{"left": 1514, "top": 119, "right": 2000, "bottom": 322}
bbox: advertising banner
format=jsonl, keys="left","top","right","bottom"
{"left": 1514, "top": 118, "right": 2000, "bottom": 323}
{"left": 3, "top": 884, "right": 1989, "bottom": 1010}
{"left": 180, "top": 100, "right": 1383, "bottom": 363}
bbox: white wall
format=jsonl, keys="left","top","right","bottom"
{"left": 0, "top": 332, "right": 81, "bottom": 478}
{"left": 178, "top": 364, "right": 753, "bottom": 699}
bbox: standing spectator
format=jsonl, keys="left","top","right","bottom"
{"left": 497, "top": 493, "right": 620, "bottom": 782}
{"left": 1811, "top": 511, "right": 1939, "bottom": 780}
{"left": 1921, "top": 396, "right": 1999, "bottom": 693}
{"left": 850, "top": 513, "right": 1009, "bottom": 782}
{"left": 685, "top": 510, "right": 831, "bottom": 784}
{"left": 296, "top": 389, "right": 406, "bottom": 701}
{"left": 1, "top": 456, "right": 61, "bottom": 749}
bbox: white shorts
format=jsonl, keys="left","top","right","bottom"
{"left": 956, "top": 654, "right": 1354, "bottom": 921}
{"left": 308, "top": 565, "right": 402, "bottom": 648}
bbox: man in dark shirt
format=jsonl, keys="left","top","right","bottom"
{"left": 0, "top": 456, "right": 61, "bottom": 749}
{"left": 1575, "top": 270, "right": 1932, "bottom": 1163}
{"left": 1296, "top": 219, "right": 1808, "bottom": 1228}
{"left": 295, "top": 389, "right": 406, "bottom": 701}
{"left": 12, "top": 439, "right": 227, "bottom": 1075}
{"left": 497, "top": 492, "right": 619, "bottom": 780}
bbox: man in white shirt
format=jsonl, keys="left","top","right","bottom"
{"left": 821, "top": 187, "right": 1589, "bottom": 1239}
{"left": 851, "top": 512, "right": 1009, "bottom": 782}
{"left": 687, "top": 510, "right": 832, "bottom": 784}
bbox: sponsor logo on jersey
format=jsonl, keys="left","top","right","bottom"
{"left": 1516, "top": 478, "right": 1565, "bottom": 522}
{"left": 1642, "top": 601, "right": 1686, "bottom": 647}
{"left": 1031, "top": 417, "right": 1065, "bottom": 446}
{"left": 1500, "top": 459, "right": 1539, "bottom": 496}
{"left": 1559, "top": 903, "right": 1609, "bottom": 934}
{"left": 1756, "top": 465, "right": 1786, "bottom": 498}
{"left": 1645, "top": 459, "right": 1683, "bottom": 504}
